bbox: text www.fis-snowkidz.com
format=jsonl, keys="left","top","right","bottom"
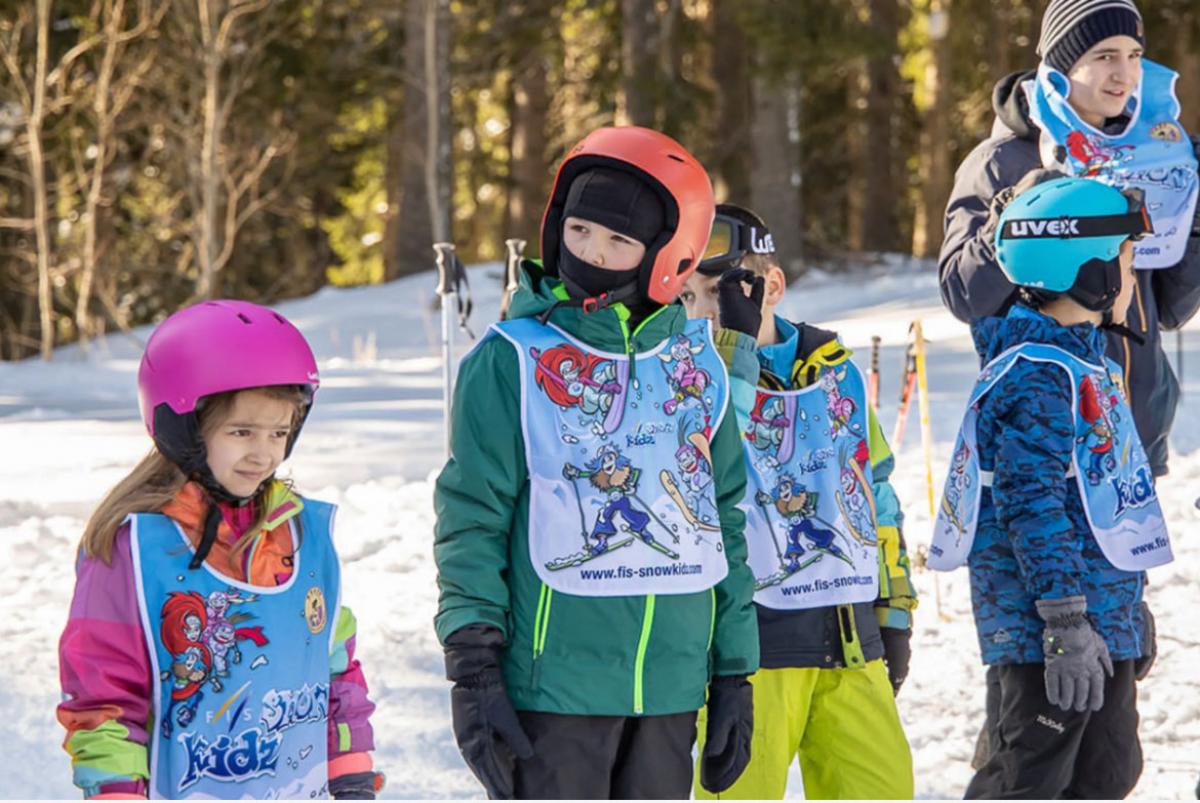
{"left": 580, "top": 564, "right": 704, "bottom": 581}
{"left": 780, "top": 575, "right": 875, "bottom": 596}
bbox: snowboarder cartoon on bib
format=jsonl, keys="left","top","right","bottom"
{"left": 673, "top": 443, "right": 718, "bottom": 524}
{"left": 660, "top": 334, "right": 711, "bottom": 415}
{"left": 836, "top": 440, "right": 877, "bottom": 546}
{"left": 1078, "top": 373, "right": 1120, "bottom": 485}
{"left": 940, "top": 441, "right": 973, "bottom": 543}
{"left": 563, "top": 444, "right": 655, "bottom": 556}
{"left": 533, "top": 342, "right": 623, "bottom": 428}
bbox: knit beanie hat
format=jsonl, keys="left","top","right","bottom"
{"left": 561, "top": 167, "right": 665, "bottom": 247}
{"left": 1038, "top": 0, "right": 1144, "bottom": 74}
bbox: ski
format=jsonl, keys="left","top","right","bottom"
{"left": 659, "top": 469, "right": 720, "bottom": 532}
{"left": 639, "top": 534, "right": 680, "bottom": 560}
{"left": 754, "top": 552, "right": 827, "bottom": 591}
{"left": 868, "top": 335, "right": 881, "bottom": 411}
{"left": 891, "top": 340, "right": 918, "bottom": 447}
{"left": 545, "top": 536, "right": 636, "bottom": 571}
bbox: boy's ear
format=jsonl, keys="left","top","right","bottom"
{"left": 764, "top": 265, "right": 787, "bottom": 307}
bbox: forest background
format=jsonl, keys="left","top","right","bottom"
{"left": 1, "top": 0, "right": 1198, "bottom": 361}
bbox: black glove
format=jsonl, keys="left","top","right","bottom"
{"left": 330, "top": 770, "right": 384, "bottom": 799}
{"left": 445, "top": 625, "right": 534, "bottom": 799}
{"left": 700, "top": 674, "right": 754, "bottom": 794}
{"left": 717, "top": 268, "right": 765, "bottom": 338}
{"left": 880, "top": 627, "right": 912, "bottom": 696}
{"left": 1134, "top": 601, "right": 1156, "bottom": 681}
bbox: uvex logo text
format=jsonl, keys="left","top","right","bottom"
{"left": 1007, "top": 218, "right": 1080, "bottom": 237}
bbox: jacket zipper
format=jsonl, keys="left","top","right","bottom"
{"left": 633, "top": 594, "right": 656, "bottom": 714}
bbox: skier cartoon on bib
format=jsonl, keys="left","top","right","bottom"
{"left": 820, "top": 368, "right": 860, "bottom": 440}
{"left": 745, "top": 393, "right": 789, "bottom": 459}
{"left": 1066, "top": 130, "right": 1135, "bottom": 177}
{"left": 837, "top": 440, "right": 877, "bottom": 546}
{"left": 1078, "top": 373, "right": 1120, "bottom": 484}
{"left": 660, "top": 333, "right": 711, "bottom": 415}
{"left": 159, "top": 591, "right": 213, "bottom": 737}
{"left": 940, "top": 441, "right": 973, "bottom": 543}
{"left": 755, "top": 475, "right": 850, "bottom": 575}
{"left": 532, "top": 342, "right": 622, "bottom": 425}
{"left": 564, "top": 444, "right": 657, "bottom": 556}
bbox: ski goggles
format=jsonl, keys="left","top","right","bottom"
{"left": 698, "top": 213, "right": 776, "bottom": 275}
{"left": 999, "top": 187, "right": 1153, "bottom": 244}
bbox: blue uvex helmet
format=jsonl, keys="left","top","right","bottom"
{"left": 995, "top": 177, "right": 1152, "bottom": 312}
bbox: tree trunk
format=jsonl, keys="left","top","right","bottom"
{"left": 29, "top": 0, "right": 53, "bottom": 360}
{"left": 1174, "top": 13, "right": 1200, "bottom": 134}
{"left": 507, "top": 44, "right": 549, "bottom": 253}
{"left": 856, "top": 0, "right": 901, "bottom": 254}
{"left": 711, "top": 0, "right": 752, "bottom": 203}
{"left": 750, "top": 69, "right": 804, "bottom": 275}
{"left": 196, "top": 0, "right": 221, "bottom": 299}
{"left": 913, "top": 0, "right": 953, "bottom": 258}
{"left": 619, "top": 0, "right": 657, "bottom": 127}
{"left": 395, "top": 0, "right": 452, "bottom": 278}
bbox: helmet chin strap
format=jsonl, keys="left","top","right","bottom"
{"left": 1100, "top": 309, "right": 1146, "bottom": 346}
{"left": 187, "top": 467, "right": 271, "bottom": 570}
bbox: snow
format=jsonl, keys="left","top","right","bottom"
{"left": 2, "top": 259, "right": 1198, "bottom": 799}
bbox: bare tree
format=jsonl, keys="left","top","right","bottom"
{"left": 750, "top": 69, "right": 804, "bottom": 275}
{"left": 164, "top": 0, "right": 296, "bottom": 300}
{"left": 68, "top": 0, "right": 167, "bottom": 344}
{"left": 913, "top": 0, "right": 953, "bottom": 258}
{"left": 619, "top": 0, "right": 657, "bottom": 126}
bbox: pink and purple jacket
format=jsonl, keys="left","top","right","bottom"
{"left": 57, "top": 483, "right": 376, "bottom": 799}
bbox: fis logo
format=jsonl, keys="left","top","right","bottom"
{"left": 1006, "top": 218, "right": 1081, "bottom": 238}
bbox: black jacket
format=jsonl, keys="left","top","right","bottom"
{"left": 938, "top": 70, "right": 1200, "bottom": 476}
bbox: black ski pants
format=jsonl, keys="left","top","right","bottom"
{"left": 965, "top": 660, "right": 1142, "bottom": 800}
{"left": 513, "top": 710, "right": 697, "bottom": 799}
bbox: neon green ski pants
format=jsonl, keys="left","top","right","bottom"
{"left": 695, "top": 661, "right": 914, "bottom": 799}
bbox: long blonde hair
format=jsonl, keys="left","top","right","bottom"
{"left": 81, "top": 385, "right": 309, "bottom": 566}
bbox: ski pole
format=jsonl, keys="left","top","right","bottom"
{"left": 755, "top": 495, "right": 786, "bottom": 569}
{"left": 868, "top": 335, "right": 881, "bottom": 411}
{"left": 913, "top": 319, "right": 935, "bottom": 518}
{"left": 434, "top": 242, "right": 460, "bottom": 460}
{"left": 567, "top": 473, "right": 590, "bottom": 549}
{"left": 501, "top": 238, "right": 526, "bottom": 321}
{"left": 892, "top": 342, "right": 917, "bottom": 447}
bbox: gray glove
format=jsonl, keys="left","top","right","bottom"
{"left": 1036, "top": 596, "right": 1113, "bottom": 713}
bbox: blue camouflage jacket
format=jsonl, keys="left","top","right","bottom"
{"left": 967, "top": 305, "right": 1147, "bottom": 665}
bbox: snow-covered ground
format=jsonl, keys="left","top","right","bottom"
{"left": 2, "top": 257, "right": 1198, "bottom": 799}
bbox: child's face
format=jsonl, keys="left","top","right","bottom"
{"left": 680, "top": 272, "right": 721, "bottom": 322}
{"left": 1067, "top": 35, "right": 1143, "bottom": 126}
{"left": 1110, "top": 239, "right": 1137, "bottom": 324}
{"left": 203, "top": 389, "right": 296, "bottom": 498}
{"left": 562, "top": 216, "right": 646, "bottom": 271}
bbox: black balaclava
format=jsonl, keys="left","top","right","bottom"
{"left": 557, "top": 166, "right": 665, "bottom": 303}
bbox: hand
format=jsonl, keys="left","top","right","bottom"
{"left": 562, "top": 464, "right": 580, "bottom": 481}
{"left": 717, "top": 268, "right": 765, "bottom": 338}
{"left": 445, "top": 626, "right": 534, "bottom": 799}
{"left": 880, "top": 627, "right": 912, "bottom": 696}
{"left": 1133, "top": 601, "right": 1156, "bottom": 681}
{"left": 1036, "top": 596, "right": 1113, "bottom": 713}
{"left": 754, "top": 490, "right": 771, "bottom": 507}
{"left": 330, "top": 771, "right": 384, "bottom": 799}
{"left": 700, "top": 674, "right": 754, "bottom": 794}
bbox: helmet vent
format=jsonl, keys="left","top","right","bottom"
{"left": 236, "top": 313, "right": 252, "bottom": 324}
{"left": 272, "top": 313, "right": 286, "bottom": 324}
{"left": 666, "top": 154, "right": 685, "bottom": 163}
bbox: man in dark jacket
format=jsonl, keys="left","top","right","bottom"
{"left": 938, "top": 0, "right": 1200, "bottom": 480}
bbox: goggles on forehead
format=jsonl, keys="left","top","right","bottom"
{"left": 999, "top": 188, "right": 1153, "bottom": 244}
{"left": 698, "top": 213, "right": 776, "bottom": 275}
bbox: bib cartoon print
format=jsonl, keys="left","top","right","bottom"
{"left": 1026, "top": 59, "right": 1199, "bottom": 269}
{"left": 930, "top": 343, "right": 1172, "bottom": 572}
{"left": 489, "top": 317, "right": 731, "bottom": 597}
{"left": 130, "top": 500, "right": 340, "bottom": 799}
{"left": 740, "top": 360, "right": 880, "bottom": 609}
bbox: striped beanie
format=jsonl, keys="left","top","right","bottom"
{"left": 1037, "top": 0, "right": 1144, "bottom": 74}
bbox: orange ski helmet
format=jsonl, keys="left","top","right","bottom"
{"left": 540, "top": 126, "right": 715, "bottom": 307}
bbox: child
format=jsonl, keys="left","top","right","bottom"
{"left": 680, "top": 203, "right": 917, "bottom": 799}
{"left": 57, "top": 301, "right": 380, "bottom": 800}
{"left": 433, "top": 127, "right": 759, "bottom": 799}
{"left": 929, "top": 176, "right": 1173, "bottom": 798}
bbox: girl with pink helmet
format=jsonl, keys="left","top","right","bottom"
{"left": 58, "top": 300, "right": 381, "bottom": 799}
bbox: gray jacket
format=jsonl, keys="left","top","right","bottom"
{"left": 938, "top": 70, "right": 1200, "bottom": 476}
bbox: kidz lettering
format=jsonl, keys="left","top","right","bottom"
{"left": 178, "top": 727, "right": 281, "bottom": 792}
{"left": 1110, "top": 466, "right": 1156, "bottom": 519}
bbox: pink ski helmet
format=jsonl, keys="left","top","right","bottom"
{"left": 138, "top": 300, "right": 319, "bottom": 476}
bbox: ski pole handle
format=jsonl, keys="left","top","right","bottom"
{"left": 434, "top": 242, "right": 457, "bottom": 296}
{"left": 504, "top": 239, "right": 526, "bottom": 291}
